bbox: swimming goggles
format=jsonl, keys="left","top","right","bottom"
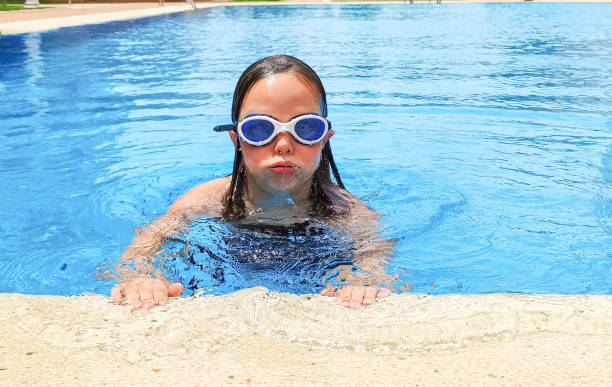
{"left": 214, "top": 113, "right": 331, "bottom": 146}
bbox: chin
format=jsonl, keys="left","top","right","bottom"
{"left": 248, "top": 168, "right": 311, "bottom": 196}
{"left": 267, "top": 180, "right": 300, "bottom": 193}
{"left": 268, "top": 175, "right": 309, "bottom": 193}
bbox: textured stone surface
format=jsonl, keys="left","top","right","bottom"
{"left": 1, "top": 290, "right": 610, "bottom": 385}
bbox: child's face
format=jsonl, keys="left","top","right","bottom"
{"left": 229, "top": 72, "right": 334, "bottom": 203}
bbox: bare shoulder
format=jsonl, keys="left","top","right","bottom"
{"left": 326, "top": 186, "right": 381, "bottom": 227}
{"left": 168, "top": 176, "right": 231, "bottom": 217}
{"left": 344, "top": 191, "right": 380, "bottom": 222}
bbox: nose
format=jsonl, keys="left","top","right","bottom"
{"left": 272, "top": 132, "right": 295, "bottom": 155}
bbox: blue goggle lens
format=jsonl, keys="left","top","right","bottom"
{"left": 294, "top": 118, "right": 326, "bottom": 141}
{"left": 241, "top": 119, "right": 275, "bottom": 142}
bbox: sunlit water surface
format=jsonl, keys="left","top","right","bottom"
{"left": 1, "top": 4, "right": 611, "bottom": 296}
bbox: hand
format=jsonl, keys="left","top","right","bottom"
{"left": 320, "top": 285, "right": 391, "bottom": 309}
{"left": 111, "top": 277, "right": 184, "bottom": 309}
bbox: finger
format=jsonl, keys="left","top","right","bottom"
{"left": 338, "top": 286, "right": 353, "bottom": 308}
{"left": 376, "top": 288, "right": 392, "bottom": 299}
{"left": 111, "top": 284, "right": 124, "bottom": 304}
{"left": 362, "top": 287, "right": 378, "bottom": 306}
{"left": 139, "top": 279, "right": 155, "bottom": 309}
{"left": 320, "top": 287, "right": 336, "bottom": 297}
{"left": 349, "top": 286, "right": 366, "bottom": 309}
{"left": 168, "top": 282, "right": 184, "bottom": 298}
{"left": 124, "top": 281, "right": 142, "bottom": 307}
{"left": 152, "top": 280, "right": 169, "bottom": 306}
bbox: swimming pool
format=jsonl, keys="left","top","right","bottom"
{"left": 1, "top": 3, "right": 610, "bottom": 296}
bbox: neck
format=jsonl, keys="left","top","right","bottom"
{"left": 245, "top": 177, "right": 313, "bottom": 214}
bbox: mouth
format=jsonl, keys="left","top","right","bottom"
{"left": 269, "top": 161, "right": 299, "bottom": 174}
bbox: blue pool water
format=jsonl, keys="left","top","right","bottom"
{"left": 1, "top": 4, "right": 611, "bottom": 296}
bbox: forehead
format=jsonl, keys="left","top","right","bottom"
{"left": 240, "top": 72, "right": 321, "bottom": 120}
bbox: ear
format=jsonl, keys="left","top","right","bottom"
{"left": 229, "top": 131, "right": 239, "bottom": 149}
{"left": 324, "top": 129, "right": 335, "bottom": 145}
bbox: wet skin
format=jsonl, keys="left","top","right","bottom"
{"left": 111, "top": 72, "right": 390, "bottom": 310}
{"left": 228, "top": 73, "right": 333, "bottom": 208}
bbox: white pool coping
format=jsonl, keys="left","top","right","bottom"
{"left": 2, "top": 290, "right": 611, "bottom": 384}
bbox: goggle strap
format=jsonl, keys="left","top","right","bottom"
{"left": 213, "top": 124, "right": 236, "bottom": 132}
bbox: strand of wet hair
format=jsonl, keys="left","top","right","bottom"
{"left": 324, "top": 142, "right": 345, "bottom": 190}
{"left": 223, "top": 148, "right": 243, "bottom": 220}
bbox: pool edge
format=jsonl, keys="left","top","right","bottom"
{"left": 2, "top": 290, "right": 610, "bottom": 384}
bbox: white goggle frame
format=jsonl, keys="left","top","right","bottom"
{"left": 236, "top": 114, "right": 330, "bottom": 146}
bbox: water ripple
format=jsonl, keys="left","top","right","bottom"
{"left": 1, "top": 3, "right": 611, "bottom": 295}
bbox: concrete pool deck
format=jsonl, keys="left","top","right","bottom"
{"left": 1, "top": 290, "right": 611, "bottom": 384}
{"left": 0, "top": 3, "right": 210, "bottom": 35}
{"left": 1, "top": 0, "right": 612, "bottom": 35}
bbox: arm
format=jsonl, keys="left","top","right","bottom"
{"left": 111, "top": 177, "right": 230, "bottom": 308}
{"left": 345, "top": 198, "right": 396, "bottom": 279}
{"left": 321, "top": 193, "right": 396, "bottom": 308}
{"left": 111, "top": 211, "right": 189, "bottom": 308}
{"left": 115, "top": 212, "right": 189, "bottom": 278}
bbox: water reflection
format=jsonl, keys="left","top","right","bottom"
{"left": 1, "top": 3, "right": 612, "bottom": 296}
{"left": 159, "top": 217, "right": 356, "bottom": 295}
{"left": 23, "top": 33, "right": 47, "bottom": 112}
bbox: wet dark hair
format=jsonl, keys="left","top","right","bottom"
{"left": 222, "top": 55, "right": 349, "bottom": 221}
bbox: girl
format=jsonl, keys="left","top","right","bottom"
{"left": 111, "top": 55, "right": 393, "bottom": 309}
